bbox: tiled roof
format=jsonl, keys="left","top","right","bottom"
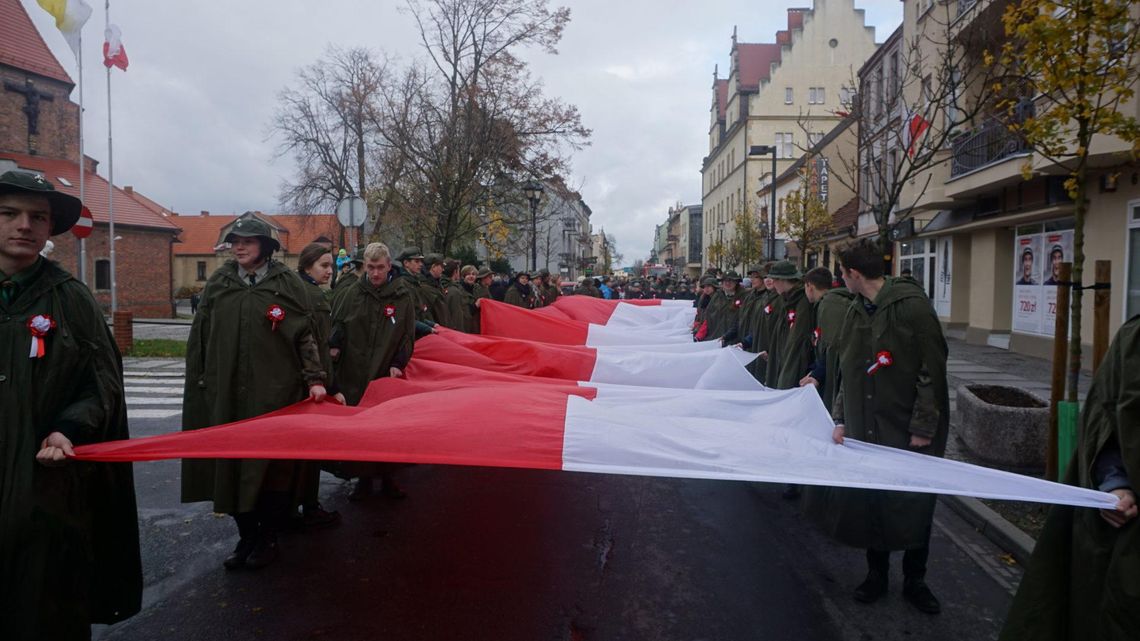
{"left": 735, "top": 43, "right": 782, "bottom": 91}
{"left": 831, "top": 196, "right": 860, "bottom": 233}
{"left": 715, "top": 79, "right": 729, "bottom": 121}
{"left": 0, "top": 0, "right": 73, "bottom": 85}
{"left": 172, "top": 212, "right": 342, "bottom": 255}
{"left": 0, "top": 151, "right": 180, "bottom": 231}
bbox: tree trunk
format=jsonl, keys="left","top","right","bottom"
{"left": 1066, "top": 148, "right": 1089, "bottom": 402}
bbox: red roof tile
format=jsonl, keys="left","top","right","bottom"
{"left": 0, "top": 0, "right": 73, "bottom": 85}
{"left": 831, "top": 196, "right": 860, "bottom": 232}
{"left": 715, "top": 79, "right": 729, "bottom": 121}
{"left": 735, "top": 43, "right": 782, "bottom": 91}
{"left": 0, "top": 151, "right": 180, "bottom": 231}
{"left": 171, "top": 212, "right": 342, "bottom": 255}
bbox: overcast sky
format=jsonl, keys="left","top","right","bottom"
{"left": 24, "top": 0, "right": 901, "bottom": 264}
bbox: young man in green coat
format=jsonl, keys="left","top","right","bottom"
{"left": 800, "top": 271, "right": 854, "bottom": 412}
{"left": 999, "top": 317, "right": 1139, "bottom": 641}
{"left": 329, "top": 242, "right": 416, "bottom": 500}
{"left": 182, "top": 214, "right": 329, "bottom": 570}
{"left": 505, "top": 271, "right": 537, "bottom": 308}
{"left": 705, "top": 272, "right": 747, "bottom": 342}
{"left": 762, "top": 261, "right": 814, "bottom": 389}
{"left": 731, "top": 266, "right": 767, "bottom": 348}
{"left": 824, "top": 239, "right": 949, "bottom": 614}
{"left": 0, "top": 171, "right": 142, "bottom": 640}
{"left": 420, "top": 253, "right": 451, "bottom": 327}
{"left": 444, "top": 265, "right": 480, "bottom": 333}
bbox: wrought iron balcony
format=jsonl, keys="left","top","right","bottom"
{"left": 950, "top": 119, "right": 1030, "bottom": 177}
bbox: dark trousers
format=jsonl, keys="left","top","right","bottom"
{"left": 866, "top": 545, "right": 930, "bottom": 580}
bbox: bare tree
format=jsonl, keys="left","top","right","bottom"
{"left": 373, "top": 0, "right": 591, "bottom": 254}
{"left": 270, "top": 47, "right": 388, "bottom": 218}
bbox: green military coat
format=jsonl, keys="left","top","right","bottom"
{"left": 181, "top": 260, "right": 325, "bottom": 514}
{"left": 1000, "top": 317, "right": 1140, "bottom": 641}
{"left": 329, "top": 274, "right": 416, "bottom": 405}
{"left": 735, "top": 286, "right": 767, "bottom": 346}
{"left": 504, "top": 282, "right": 536, "bottom": 308}
{"left": 472, "top": 283, "right": 492, "bottom": 334}
{"left": 444, "top": 281, "right": 479, "bottom": 333}
{"left": 333, "top": 271, "right": 358, "bottom": 291}
{"left": 420, "top": 275, "right": 450, "bottom": 327}
{"left": 815, "top": 287, "right": 854, "bottom": 411}
{"left": 0, "top": 259, "right": 141, "bottom": 638}
{"left": 809, "top": 277, "right": 949, "bottom": 550}
{"left": 745, "top": 290, "right": 782, "bottom": 383}
{"left": 704, "top": 287, "right": 747, "bottom": 342}
{"left": 767, "top": 285, "right": 816, "bottom": 390}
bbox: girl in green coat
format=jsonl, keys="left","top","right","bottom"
{"left": 181, "top": 217, "right": 329, "bottom": 570}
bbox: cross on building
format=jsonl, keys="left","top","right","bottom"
{"left": 4, "top": 78, "right": 54, "bottom": 153}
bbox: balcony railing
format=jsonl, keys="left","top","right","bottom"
{"left": 958, "top": 0, "right": 978, "bottom": 18}
{"left": 951, "top": 119, "right": 1030, "bottom": 177}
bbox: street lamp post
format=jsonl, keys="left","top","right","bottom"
{"left": 749, "top": 145, "right": 778, "bottom": 260}
{"left": 524, "top": 181, "right": 544, "bottom": 272}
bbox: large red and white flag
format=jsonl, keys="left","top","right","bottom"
{"left": 480, "top": 299, "right": 695, "bottom": 347}
{"left": 72, "top": 298, "right": 1115, "bottom": 510}
{"left": 103, "top": 24, "right": 129, "bottom": 70}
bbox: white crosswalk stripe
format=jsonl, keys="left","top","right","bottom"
{"left": 124, "top": 368, "right": 185, "bottom": 420}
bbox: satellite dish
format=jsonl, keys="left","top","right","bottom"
{"left": 336, "top": 196, "right": 368, "bottom": 227}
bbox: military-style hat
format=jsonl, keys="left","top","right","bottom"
{"left": 396, "top": 246, "right": 425, "bottom": 261}
{"left": 350, "top": 247, "right": 365, "bottom": 266}
{"left": 746, "top": 265, "right": 764, "bottom": 276}
{"left": 515, "top": 270, "right": 531, "bottom": 279}
{"left": 0, "top": 171, "right": 83, "bottom": 236}
{"left": 537, "top": 268, "right": 551, "bottom": 277}
{"left": 720, "top": 271, "right": 742, "bottom": 281}
{"left": 476, "top": 267, "right": 493, "bottom": 279}
{"left": 224, "top": 213, "right": 281, "bottom": 252}
{"left": 768, "top": 260, "right": 803, "bottom": 280}
{"left": 699, "top": 276, "right": 718, "bottom": 287}
{"left": 424, "top": 253, "right": 445, "bottom": 267}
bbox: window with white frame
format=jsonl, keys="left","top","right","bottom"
{"left": 785, "top": 87, "right": 794, "bottom": 104}
{"left": 808, "top": 87, "right": 825, "bottom": 104}
{"left": 808, "top": 132, "right": 824, "bottom": 148}
{"left": 775, "top": 132, "right": 794, "bottom": 158}
{"left": 839, "top": 85, "right": 855, "bottom": 108}
{"left": 1128, "top": 201, "right": 1140, "bottom": 318}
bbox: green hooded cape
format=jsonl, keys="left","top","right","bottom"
{"left": 444, "top": 281, "right": 479, "bottom": 333}
{"left": 329, "top": 274, "right": 416, "bottom": 406}
{"left": 420, "top": 274, "right": 450, "bottom": 327}
{"left": 704, "top": 287, "right": 747, "bottom": 341}
{"left": 767, "top": 284, "right": 817, "bottom": 390}
{"left": 999, "top": 317, "right": 1140, "bottom": 641}
{"left": 0, "top": 259, "right": 141, "bottom": 638}
{"left": 807, "top": 277, "right": 948, "bottom": 550}
{"left": 815, "top": 287, "right": 855, "bottom": 411}
{"left": 181, "top": 260, "right": 326, "bottom": 514}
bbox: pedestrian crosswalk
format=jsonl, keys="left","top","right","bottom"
{"left": 123, "top": 361, "right": 185, "bottom": 420}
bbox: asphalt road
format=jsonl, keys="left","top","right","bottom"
{"left": 94, "top": 362, "right": 1022, "bottom": 641}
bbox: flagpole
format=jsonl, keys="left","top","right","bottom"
{"left": 77, "top": 29, "right": 86, "bottom": 284}
{"left": 105, "top": 0, "right": 117, "bottom": 312}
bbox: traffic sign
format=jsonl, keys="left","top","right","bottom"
{"left": 336, "top": 196, "right": 368, "bottom": 227}
{"left": 72, "top": 205, "right": 93, "bottom": 238}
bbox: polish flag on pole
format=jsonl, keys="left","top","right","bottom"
{"left": 103, "top": 24, "right": 128, "bottom": 70}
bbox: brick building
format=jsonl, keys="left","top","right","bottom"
{"left": 1, "top": 0, "right": 179, "bottom": 317}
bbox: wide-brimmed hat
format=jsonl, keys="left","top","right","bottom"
{"left": 746, "top": 265, "right": 764, "bottom": 276}
{"left": 768, "top": 260, "right": 803, "bottom": 280}
{"left": 350, "top": 247, "right": 365, "bottom": 266}
{"left": 719, "top": 271, "right": 742, "bottom": 282}
{"left": 0, "top": 171, "right": 83, "bottom": 236}
{"left": 699, "top": 276, "right": 718, "bottom": 287}
{"left": 424, "top": 253, "right": 445, "bottom": 267}
{"left": 396, "top": 247, "right": 425, "bottom": 261}
{"left": 224, "top": 214, "right": 281, "bottom": 252}
{"left": 476, "top": 267, "right": 493, "bottom": 279}
{"left": 515, "top": 270, "right": 531, "bottom": 279}
{"left": 537, "top": 268, "right": 551, "bottom": 277}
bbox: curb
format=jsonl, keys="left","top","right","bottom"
{"left": 939, "top": 494, "right": 1035, "bottom": 566}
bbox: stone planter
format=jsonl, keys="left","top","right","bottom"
{"left": 957, "top": 384, "right": 1049, "bottom": 468}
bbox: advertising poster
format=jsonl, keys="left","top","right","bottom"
{"left": 1042, "top": 230, "right": 1074, "bottom": 331}
{"left": 1013, "top": 234, "right": 1042, "bottom": 333}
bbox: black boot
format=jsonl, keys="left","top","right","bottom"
{"left": 244, "top": 531, "right": 279, "bottom": 569}
{"left": 902, "top": 546, "right": 939, "bottom": 614}
{"left": 245, "top": 492, "right": 287, "bottom": 570}
{"left": 854, "top": 549, "right": 889, "bottom": 603}
{"left": 223, "top": 512, "right": 259, "bottom": 570}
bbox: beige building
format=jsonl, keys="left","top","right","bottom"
{"left": 876, "top": 0, "right": 1140, "bottom": 363}
{"left": 702, "top": 0, "right": 879, "bottom": 272}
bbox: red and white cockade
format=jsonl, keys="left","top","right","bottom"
{"left": 27, "top": 314, "right": 55, "bottom": 358}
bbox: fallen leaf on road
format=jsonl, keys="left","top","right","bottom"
{"left": 999, "top": 553, "right": 1018, "bottom": 566}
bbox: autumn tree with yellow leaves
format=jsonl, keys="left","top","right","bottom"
{"left": 996, "top": 0, "right": 1140, "bottom": 401}
{"left": 778, "top": 163, "right": 833, "bottom": 269}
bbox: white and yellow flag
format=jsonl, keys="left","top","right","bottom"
{"left": 36, "top": 0, "right": 93, "bottom": 59}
